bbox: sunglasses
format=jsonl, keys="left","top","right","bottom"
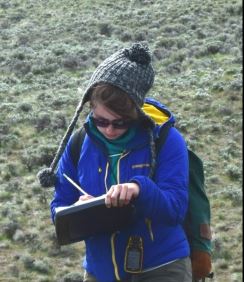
{"left": 91, "top": 116, "right": 133, "bottom": 129}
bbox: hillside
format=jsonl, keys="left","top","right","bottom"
{"left": 0, "top": 0, "right": 242, "bottom": 281}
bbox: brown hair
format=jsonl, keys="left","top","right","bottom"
{"left": 90, "top": 83, "right": 139, "bottom": 120}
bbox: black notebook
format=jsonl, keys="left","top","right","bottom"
{"left": 54, "top": 195, "right": 135, "bottom": 245}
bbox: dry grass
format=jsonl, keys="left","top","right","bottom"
{"left": 0, "top": 0, "right": 242, "bottom": 281}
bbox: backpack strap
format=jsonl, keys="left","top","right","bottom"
{"left": 70, "top": 128, "right": 86, "bottom": 167}
{"left": 155, "top": 122, "right": 173, "bottom": 154}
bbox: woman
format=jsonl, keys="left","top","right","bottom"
{"left": 40, "top": 43, "right": 192, "bottom": 282}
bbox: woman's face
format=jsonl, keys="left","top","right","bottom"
{"left": 92, "top": 103, "right": 129, "bottom": 140}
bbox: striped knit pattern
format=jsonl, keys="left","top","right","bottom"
{"left": 81, "top": 44, "right": 155, "bottom": 108}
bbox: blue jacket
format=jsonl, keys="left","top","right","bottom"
{"left": 51, "top": 98, "right": 190, "bottom": 282}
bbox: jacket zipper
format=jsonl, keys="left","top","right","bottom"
{"left": 111, "top": 232, "right": 120, "bottom": 281}
{"left": 104, "top": 162, "right": 109, "bottom": 192}
{"left": 106, "top": 151, "right": 130, "bottom": 281}
{"left": 145, "top": 218, "right": 154, "bottom": 241}
{"left": 117, "top": 151, "right": 130, "bottom": 182}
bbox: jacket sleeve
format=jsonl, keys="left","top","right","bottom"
{"left": 50, "top": 138, "right": 80, "bottom": 223}
{"left": 130, "top": 127, "right": 189, "bottom": 225}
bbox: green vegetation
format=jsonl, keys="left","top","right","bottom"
{"left": 0, "top": 0, "right": 242, "bottom": 281}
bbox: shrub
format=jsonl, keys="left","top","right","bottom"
{"left": 156, "top": 37, "right": 175, "bottom": 49}
{"left": 51, "top": 95, "right": 71, "bottom": 108}
{"left": 12, "top": 60, "right": 31, "bottom": 75}
{"left": 32, "top": 63, "right": 58, "bottom": 75}
{"left": 0, "top": 191, "right": 12, "bottom": 201}
{"left": 165, "top": 62, "right": 182, "bottom": 74}
{"left": 61, "top": 272, "right": 83, "bottom": 282}
{"left": 21, "top": 144, "right": 57, "bottom": 170}
{"left": 17, "top": 35, "right": 29, "bottom": 45}
{"left": 120, "top": 31, "right": 132, "bottom": 42}
{"left": 208, "top": 175, "right": 221, "bottom": 184}
{"left": 225, "top": 164, "right": 242, "bottom": 180}
{"left": 0, "top": 132, "right": 20, "bottom": 150}
{"left": 8, "top": 264, "right": 19, "bottom": 278}
{"left": 12, "top": 51, "right": 25, "bottom": 60}
{"left": 153, "top": 48, "right": 171, "bottom": 61}
{"left": 171, "top": 49, "right": 187, "bottom": 62}
{"left": 179, "top": 15, "right": 195, "bottom": 25}
{"left": 33, "top": 260, "right": 50, "bottom": 274}
{"left": 227, "top": 79, "right": 242, "bottom": 91}
{"left": 0, "top": 124, "right": 9, "bottom": 135}
{"left": 196, "top": 28, "right": 207, "bottom": 39}
{"left": 52, "top": 113, "right": 67, "bottom": 130}
{"left": 2, "top": 221, "right": 19, "bottom": 239}
{"left": 35, "top": 113, "right": 51, "bottom": 132}
{"left": 13, "top": 229, "right": 26, "bottom": 242}
{"left": 206, "top": 41, "right": 223, "bottom": 54}
{"left": 18, "top": 102, "right": 32, "bottom": 112}
{"left": 98, "top": 22, "right": 113, "bottom": 37}
{"left": 211, "top": 82, "right": 225, "bottom": 92}
{"left": 225, "top": 3, "right": 242, "bottom": 16}
{"left": 63, "top": 55, "right": 80, "bottom": 69}
{"left": 21, "top": 254, "right": 35, "bottom": 270}
{"left": 134, "top": 32, "right": 147, "bottom": 42}
{"left": 89, "top": 47, "right": 100, "bottom": 57}
{"left": 224, "top": 187, "right": 242, "bottom": 206}
{"left": 162, "top": 23, "right": 186, "bottom": 35}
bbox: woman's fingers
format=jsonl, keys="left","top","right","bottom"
{"left": 105, "top": 183, "right": 139, "bottom": 208}
{"left": 118, "top": 184, "right": 128, "bottom": 207}
{"left": 79, "top": 194, "right": 94, "bottom": 201}
{"left": 106, "top": 184, "right": 122, "bottom": 207}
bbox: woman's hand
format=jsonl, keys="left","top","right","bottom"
{"left": 105, "top": 183, "right": 140, "bottom": 208}
{"left": 74, "top": 194, "right": 94, "bottom": 205}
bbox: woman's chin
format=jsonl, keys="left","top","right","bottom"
{"left": 105, "top": 135, "right": 119, "bottom": 140}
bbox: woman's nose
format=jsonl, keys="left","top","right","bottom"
{"left": 105, "top": 125, "right": 114, "bottom": 133}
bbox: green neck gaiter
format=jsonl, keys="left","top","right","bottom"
{"left": 88, "top": 117, "right": 136, "bottom": 185}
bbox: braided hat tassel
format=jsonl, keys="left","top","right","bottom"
{"left": 37, "top": 101, "right": 84, "bottom": 187}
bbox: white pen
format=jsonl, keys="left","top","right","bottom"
{"left": 63, "top": 173, "right": 89, "bottom": 195}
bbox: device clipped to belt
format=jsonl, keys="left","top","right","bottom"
{"left": 124, "top": 236, "right": 143, "bottom": 273}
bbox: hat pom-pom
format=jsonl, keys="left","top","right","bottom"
{"left": 124, "top": 43, "right": 151, "bottom": 65}
{"left": 37, "top": 168, "right": 56, "bottom": 188}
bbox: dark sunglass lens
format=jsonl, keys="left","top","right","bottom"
{"left": 112, "top": 120, "right": 131, "bottom": 129}
{"left": 92, "top": 117, "right": 109, "bottom": 127}
{"left": 92, "top": 116, "right": 132, "bottom": 129}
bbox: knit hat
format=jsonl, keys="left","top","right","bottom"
{"left": 37, "top": 42, "right": 155, "bottom": 188}
{"left": 82, "top": 42, "right": 155, "bottom": 108}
